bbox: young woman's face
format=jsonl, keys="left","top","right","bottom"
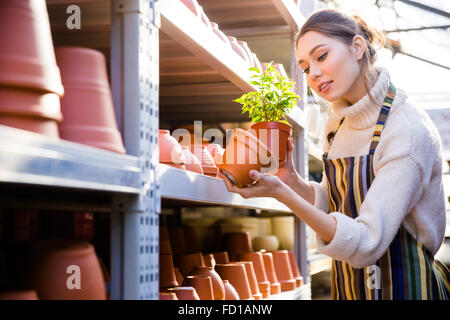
{"left": 297, "top": 31, "right": 365, "bottom": 103}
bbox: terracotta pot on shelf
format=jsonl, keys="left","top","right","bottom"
{"left": 205, "top": 143, "right": 224, "bottom": 166}
{"left": 159, "top": 292, "right": 178, "bottom": 300}
{"left": 181, "top": 146, "right": 203, "bottom": 174}
{"left": 238, "top": 41, "right": 256, "bottom": 67}
{"left": 261, "top": 252, "right": 281, "bottom": 295}
{"left": 174, "top": 252, "right": 205, "bottom": 277}
{"left": 215, "top": 263, "right": 253, "bottom": 300}
{"left": 271, "top": 250, "right": 296, "bottom": 292}
{"left": 159, "top": 253, "right": 178, "bottom": 289}
{"left": 223, "top": 279, "right": 240, "bottom": 300}
{"left": 159, "top": 130, "right": 186, "bottom": 170}
{"left": 218, "top": 128, "right": 277, "bottom": 188}
{"left": 167, "top": 286, "right": 200, "bottom": 300}
{"left": 288, "top": 251, "right": 303, "bottom": 287}
{"left": 0, "top": 290, "right": 39, "bottom": 300}
{"left": 227, "top": 36, "right": 250, "bottom": 63}
{"left": 0, "top": 87, "right": 62, "bottom": 137}
{"left": 183, "top": 225, "right": 201, "bottom": 253}
{"left": 222, "top": 232, "right": 252, "bottom": 261}
{"left": 252, "top": 235, "right": 279, "bottom": 252}
{"left": 0, "top": 0, "right": 64, "bottom": 95}
{"left": 249, "top": 121, "right": 292, "bottom": 168}
{"left": 185, "top": 266, "right": 225, "bottom": 300}
{"left": 174, "top": 267, "right": 184, "bottom": 286}
{"left": 55, "top": 47, "right": 125, "bottom": 153}
{"left": 160, "top": 225, "right": 170, "bottom": 241}
{"left": 210, "top": 22, "right": 231, "bottom": 48}
{"left": 212, "top": 251, "right": 230, "bottom": 264}
{"left": 182, "top": 275, "right": 214, "bottom": 300}
{"left": 168, "top": 227, "right": 187, "bottom": 254}
{"left": 190, "top": 145, "right": 218, "bottom": 178}
{"left": 234, "top": 261, "right": 262, "bottom": 300}
{"left": 159, "top": 240, "right": 172, "bottom": 255}
{"left": 235, "top": 252, "right": 271, "bottom": 299}
{"left": 25, "top": 239, "right": 106, "bottom": 300}
{"left": 203, "top": 254, "right": 216, "bottom": 268}
{"left": 180, "top": 0, "right": 201, "bottom": 18}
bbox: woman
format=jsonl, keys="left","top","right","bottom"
{"left": 219, "top": 9, "right": 450, "bottom": 300}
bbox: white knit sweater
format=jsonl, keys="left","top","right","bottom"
{"left": 310, "top": 67, "right": 447, "bottom": 269}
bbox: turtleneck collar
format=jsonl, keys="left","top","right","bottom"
{"left": 330, "top": 67, "right": 404, "bottom": 130}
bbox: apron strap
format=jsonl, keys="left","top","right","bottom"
{"left": 369, "top": 82, "right": 396, "bottom": 154}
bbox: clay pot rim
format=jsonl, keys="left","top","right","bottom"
{"left": 250, "top": 121, "right": 293, "bottom": 135}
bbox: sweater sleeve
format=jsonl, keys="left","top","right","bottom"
{"left": 315, "top": 154, "right": 424, "bottom": 268}
{"left": 310, "top": 174, "right": 330, "bottom": 213}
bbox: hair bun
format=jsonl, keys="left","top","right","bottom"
{"left": 351, "top": 14, "right": 385, "bottom": 49}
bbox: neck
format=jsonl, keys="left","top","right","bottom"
{"left": 341, "top": 68, "right": 377, "bottom": 105}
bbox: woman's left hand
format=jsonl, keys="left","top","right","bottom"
{"left": 218, "top": 170, "right": 285, "bottom": 200}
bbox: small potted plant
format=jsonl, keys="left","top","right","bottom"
{"left": 234, "top": 62, "right": 300, "bottom": 167}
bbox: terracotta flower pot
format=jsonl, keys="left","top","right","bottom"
{"left": 238, "top": 41, "right": 256, "bottom": 67}
{"left": 288, "top": 251, "right": 303, "bottom": 287}
{"left": 174, "top": 252, "right": 205, "bottom": 277}
{"left": 234, "top": 261, "right": 262, "bottom": 300}
{"left": 26, "top": 239, "right": 106, "bottom": 300}
{"left": 186, "top": 266, "right": 225, "bottom": 300}
{"left": 0, "top": 290, "right": 39, "bottom": 300}
{"left": 222, "top": 232, "right": 252, "bottom": 260}
{"left": 235, "top": 252, "right": 271, "bottom": 298}
{"left": 223, "top": 279, "right": 240, "bottom": 300}
{"left": 215, "top": 263, "right": 253, "bottom": 300}
{"left": 55, "top": 47, "right": 125, "bottom": 153}
{"left": 219, "top": 128, "right": 277, "bottom": 188}
{"left": 210, "top": 22, "right": 231, "bottom": 48}
{"left": 206, "top": 143, "right": 224, "bottom": 166}
{"left": 190, "top": 145, "right": 218, "bottom": 178}
{"left": 167, "top": 286, "right": 200, "bottom": 300}
{"left": 227, "top": 36, "right": 250, "bottom": 63}
{"left": 212, "top": 251, "right": 230, "bottom": 264}
{"left": 0, "top": 87, "right": 62, "bottom": 137}
{"left": 271, "top": 250, "right": 296, "bottom": 292}
{"left": 159, "top": 130, "right": 186, "bottom": 170}
{"left": 168, "top": 227, "right": 187, "bottom": 254}
{"left": 252, "top": 235, "right": 279, "bottom": 252}
{"left": 0, "top": 0, "right": 64, "bottom": 95}
{"left": 203, "top": 254, "right": 216, "bottom": 268}
{"left": 261, "top": 252, "right": 281, "bottom": 295}
{"left": 159, "top": 292, "right": 178, "bottom": 300}
{"left": 183, "top": 226, "right": 201, "bottom": 253}
{"left": 159, "top": 253, "right": 179, "bottom": 289}
{"left": 181, "top": 146, "right": 203, "bottom": 174}
{"left": 174, "top": 267, "right": 184, "bottom": 286}
{"left": 180, "top": 0, "right": 201, "bottom": 18}
{"left": 160, "top": 225, "right": 170, "bottom": 241}
{"left": 182, "top": 275, "right": 214, "bottom": 300}
{"left": 159, "top": 240, "right": 172, "bottom": 255}
{"left": 249, "top": 121, "right": 292, "bottom": 168}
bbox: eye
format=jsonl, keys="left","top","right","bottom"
{"left": 303, "top": 67, "right": 310, "bottom": 74}
{"left": 318, "top": 52, "right": 327, "bottom": 61}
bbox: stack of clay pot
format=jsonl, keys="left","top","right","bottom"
{"left": 22, "top": 239, "right": 107, "bottom": 299}
{"left": 55, "top": 47, "right": 125, "bottom": 153}
{"left": 0, "top": 0, "right": 64, "bottom": 137}
{"left": 159, "top": 129, "right": 186, "bottom": 170}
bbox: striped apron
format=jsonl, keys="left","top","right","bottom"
{"left": 322, "top": 82, "right": 450, "bottom": 300}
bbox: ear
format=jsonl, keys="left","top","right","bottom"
{"left": 351, "top": 35, "right": 366, "bottom": 60}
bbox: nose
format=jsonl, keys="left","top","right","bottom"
{"left": 309, "top": 64, "right": 321, "bottom": 80}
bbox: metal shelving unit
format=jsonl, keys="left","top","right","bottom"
{"left": 0, "top": 0, "right": 317, "bottom": 300}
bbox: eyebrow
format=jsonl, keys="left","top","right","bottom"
{"left": 298, "top": 44, "right": 327, "bottom": 65}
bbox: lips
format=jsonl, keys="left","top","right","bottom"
{"left": 319, "top": 81, "right": 333, "bottom": 92}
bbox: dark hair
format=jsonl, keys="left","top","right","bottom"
{"left": 295, "top": 9, "right": 386, "bottom": 104}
